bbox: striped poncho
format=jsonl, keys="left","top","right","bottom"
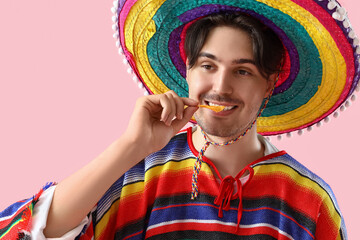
{"left": 0, "top": 127, "right": 346, "bottom": 239}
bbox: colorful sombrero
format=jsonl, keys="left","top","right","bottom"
{"left": 111, "top": 0, "right": 360, "bottom": 136}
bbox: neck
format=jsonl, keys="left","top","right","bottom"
{"left": 192, "top": 125, "right": 264, "bottom": 178}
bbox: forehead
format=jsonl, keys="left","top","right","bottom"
{"left": 200, "top": 26, "right": 254, "bottom": 62}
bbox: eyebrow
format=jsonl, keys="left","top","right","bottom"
{"left": 198, "top": 52, "right": 256, "bottom": 65}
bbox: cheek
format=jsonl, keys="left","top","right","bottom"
{"left": 238, "top": 83, "right": 268, "bottom": 110}
{"left": 245, "top": 92, "right": 265, "bottom": 109}
{"left": 242, "top": 81, "right": 268, "bottom": 98}
{"left": 187, "top": 74, "right": 211, "bottom": 98}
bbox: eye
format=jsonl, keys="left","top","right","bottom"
{"left": 236, "top": 69, "right": 251, "bottom": 76}
{"left": 201, "top": 64, "right": 213, "bottom": 70}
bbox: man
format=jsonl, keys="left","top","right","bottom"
{"left": 1, "top": 0, "right": 356, "bottom": 239}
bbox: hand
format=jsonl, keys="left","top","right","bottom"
{"left": 124, "top": 91, "right": 199, "bottom": 157}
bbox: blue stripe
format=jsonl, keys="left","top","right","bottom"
{"left": 253, "top": 154, "right": 342, "bottom": 216}
{"left": 0, "top": 199, "right": 31, "bottom": 219}
{"left": 145, "top": 132, "right": 193, "bottom": 171}
{"left": 96, "top": 175, "right": 125, "bottom": 221}
{"left": 97, "top": 131, "right": 191, "bottom": 222}
{"left": 148, "top": 203, "right": 314, "bottom": 239}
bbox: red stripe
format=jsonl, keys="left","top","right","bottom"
{"left": 266, "top": 0, "right": 355, "bottom": 135}
{"left": 179, "top": 18, "right": 202, "bottom": 64}
{"left": 0, "top": 201, "right": 31, "bottom": 229}
{"left": 145, "top": 221, "right": 293, "bottom": 239}
{"left": 244, "top": 207, "right": 314, "bottom": 239}
{"left": 153, "top": 202, "right": 216, "bottom": 212}
{"left": 245, "top": 174, "right": 322, "bottom": 219}
{"left": 314, "top": 202, "right": 339, "bottom": 239}
{"left": 123, "top": 230, "right": 144, "bottom": 240}
{"left": 292, "top": 0, "right": 355, "bottom": 95}
{"left": 152, "top": 202, "right": 314, "bottom": 239}
{"left": 96, "top": 210, "right": 118, "bottom": 240}
{"left": 78, "top": 220, "right": 94, "bottom": 240}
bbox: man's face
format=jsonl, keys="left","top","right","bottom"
{"left": 186, "top": 26, "right": 273, "bottom": 138}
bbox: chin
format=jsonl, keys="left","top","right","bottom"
{"left": 195, "top": 114, "right": 250, "bottom": 138}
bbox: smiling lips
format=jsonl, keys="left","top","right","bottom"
{"left": 198, "top": 103, "right": 237, "bottom": 112}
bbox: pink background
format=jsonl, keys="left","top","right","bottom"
{"left": 0, "top": 0, "right": 359, "bottom": 238}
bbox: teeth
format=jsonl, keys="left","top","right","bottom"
{"left": 224, "top": 106, "right": 235, "bottom": 111}
{"left": 208, "top": 102, "right": 221, "bottom": 106}
{"left": 208, "top": 102, "right": 235, "bottom": 111}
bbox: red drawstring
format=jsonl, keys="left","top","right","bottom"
{"left": 214, "top": 176, "right": 235, "bottom": 217}
{"left": 214, "top": 167, "right": 253, "bottom": 232}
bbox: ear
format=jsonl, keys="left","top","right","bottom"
{"left": 264, "top": 73, "right": 277, "bottom": 98}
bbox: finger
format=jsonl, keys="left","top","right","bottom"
{"left": 174, "top": 95, "right": 185, "bottom": 120}
{"left": 171, "top": 106, "right": 199, "bottom": 133}
{"left": 166, "top": 91, "right": 188, "bottom": 120}
{"left": 159, "top": 93, "right": 176, "bottom": 126}
{"left": 183, "top": 105, "right": 199, "bottom": 122}
{"left": 159, "top": 94, "right": 172, "bottom": 124}
{"left": 165, "top": 93, "right": 177, "bottom": 125}
{"left": 182, "top": 97, "right": 199, "bottom": 107}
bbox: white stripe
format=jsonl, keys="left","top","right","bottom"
{"left": 252, "top": 155, "right": 342, "bottom": 214}
{"left": 147, "top": 219, "right": 236, "bottom": 230}
{"left": 241, "top": 223, "right": 295, "bottom": 240}
{"left": 147, "top": 219, "right": 294, "bottom": 239}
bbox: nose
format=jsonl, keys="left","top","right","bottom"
{"left": 212, "top": 69, "right": 233, "bottom": 95}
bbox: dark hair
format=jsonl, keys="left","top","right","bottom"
{"left": 184, "top": 12, "right": 284, "bottom": 79}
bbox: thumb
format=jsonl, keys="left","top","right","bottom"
{"left": 171, "top": 106, "right": 198, "bottom": 134}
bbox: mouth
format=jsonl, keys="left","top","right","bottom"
{"left": 205, "top": 101, "right": 238, "bottom": 112}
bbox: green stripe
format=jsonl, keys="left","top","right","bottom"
{"left": 146, "top": 0, "right": 322, "bottom": 116}
{"left": 0, "top": 218, "right": 22, "bottom": 239}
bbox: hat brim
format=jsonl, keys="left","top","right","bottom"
{"left": 115, "top": 0, "right": 360, "bottom": 136}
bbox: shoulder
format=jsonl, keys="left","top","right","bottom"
{"left": 252, "top": 152, "right": 341, "bottom": 208}
{"left": 252, "top": 152, "right": 319, "bottom": 179}
{"left": 253, "top": 153, "right": 330, "bottom": 188}
{"left": 250, "top": 152, "right": 346, "bottom": 238}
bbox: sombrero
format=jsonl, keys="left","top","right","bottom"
{"left": 111, "top": 0, "right": 360, "bottom": 136}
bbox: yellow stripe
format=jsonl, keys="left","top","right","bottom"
{"left": 119, "top": 158, "right": 214, "bottom": 199}
{"left": 120, "top": 181, "right": 145, "bottom": 199}
{"left": 124, "top": 0, "right": 346, "bottom": 133}
{"left": 0, "top": 218, "right": 22, "bottom": 239}
{"left": 254, "top": 163, "right": 342, "bottom": 229}
{"left": 336, "top": 230, "right": 343, "bottom": 240}
{"left": 145, "top": 157, "right": 213, "bottom": 182}
{"left": 124, "top": 0, "right": 169, "bottom": 94}
{"left": 95, "top": 157, "right": 214, "bottom": 237}
{"left": 95, "top": 199, "right": 120, "bottom": 239}
{"left": 256, "top": 0, "right": 346, "bottom": 132}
